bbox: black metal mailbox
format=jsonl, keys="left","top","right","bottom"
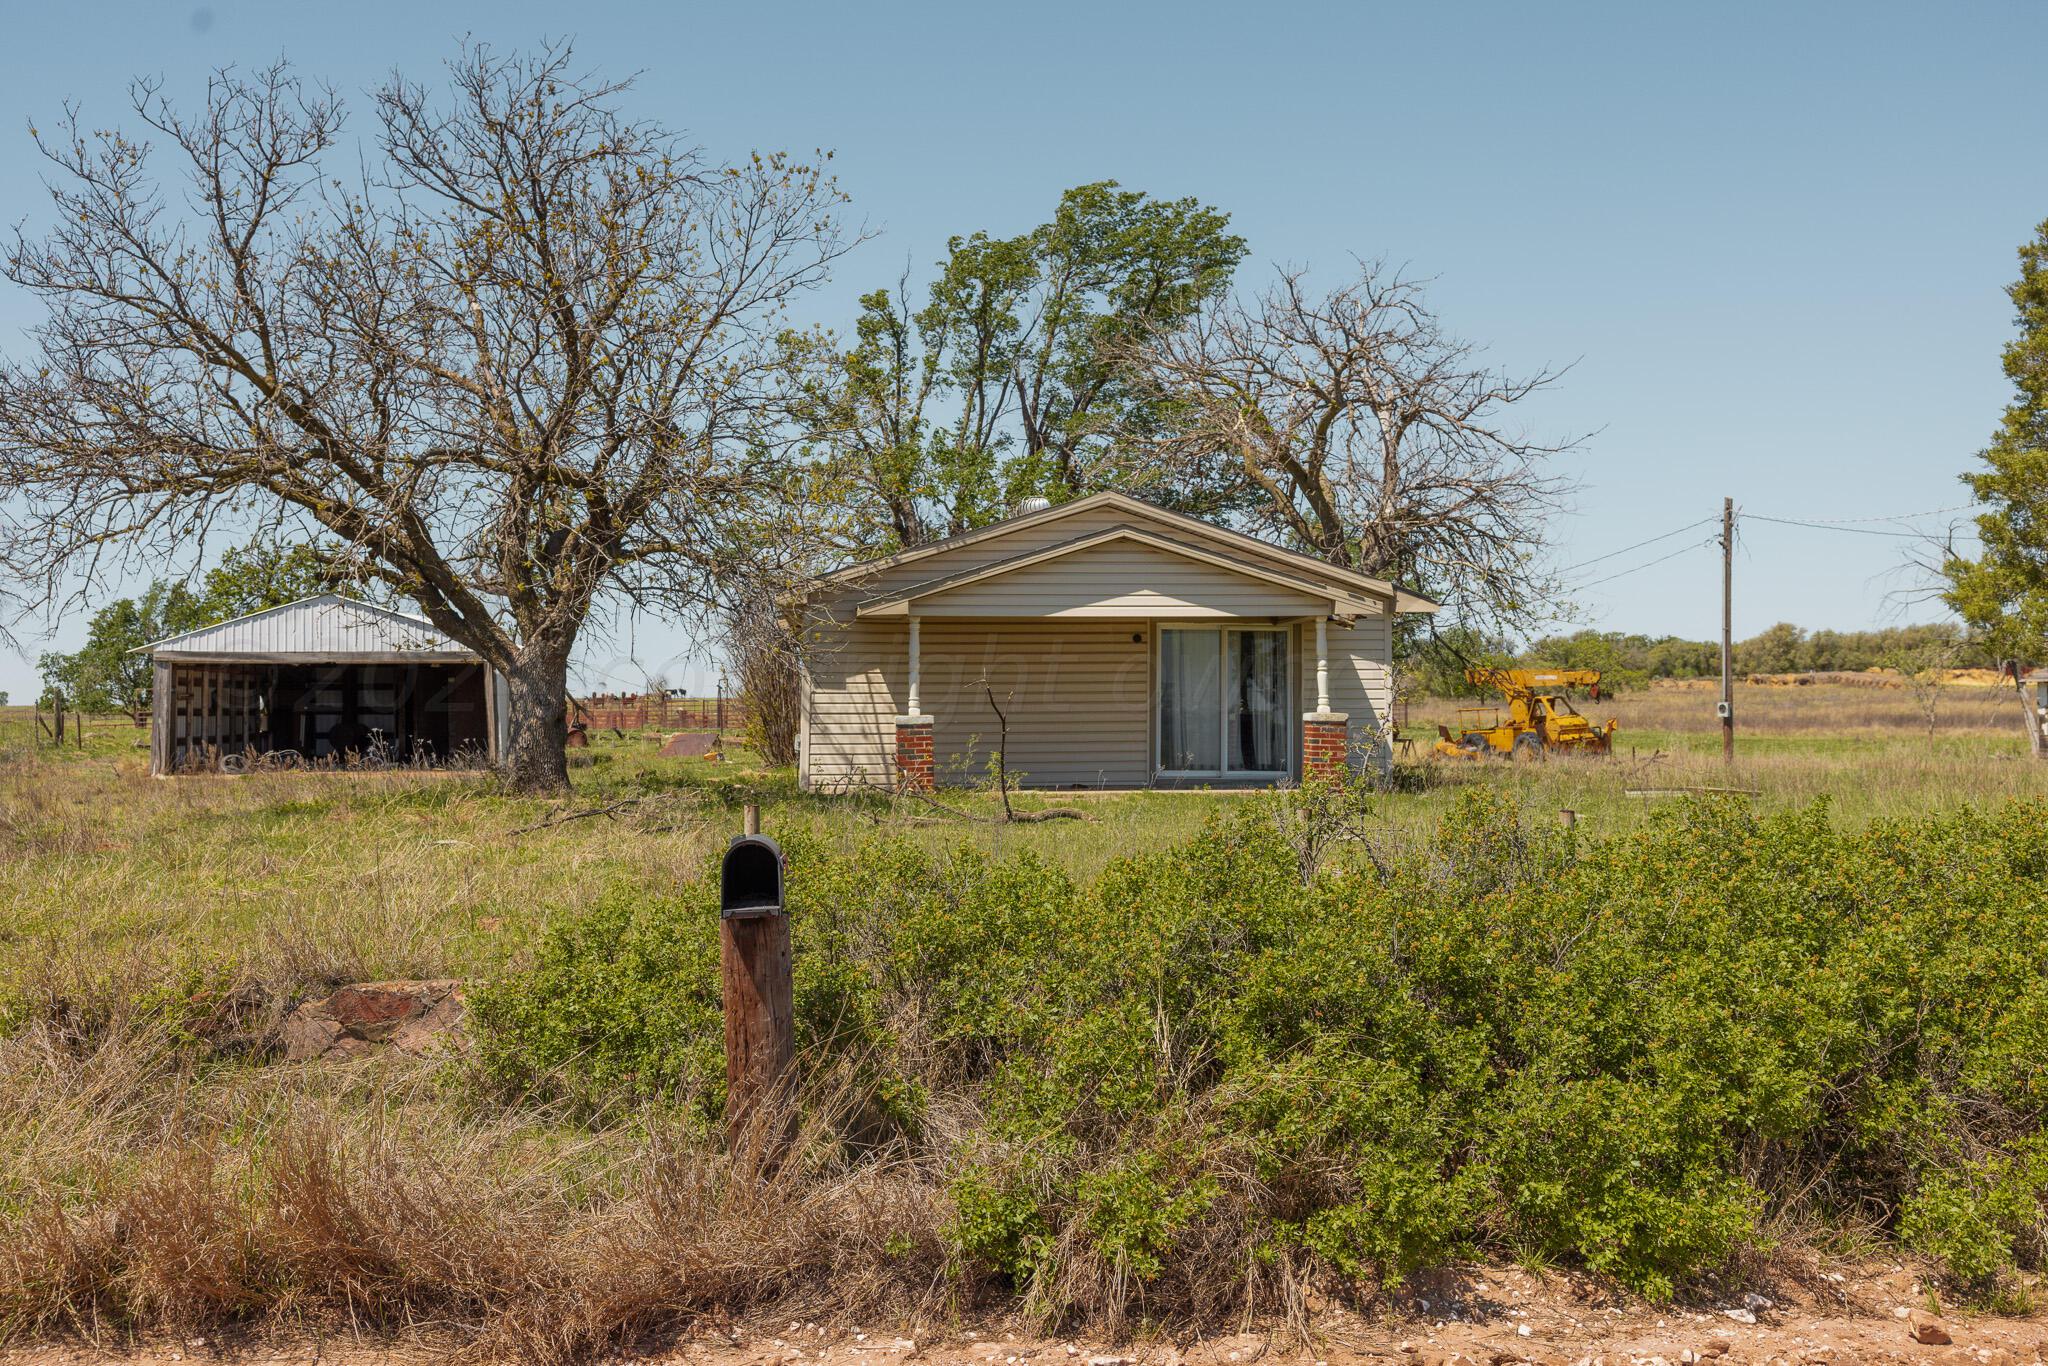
{"left": 721, "top": 834, "right": 785, "bottom": 918}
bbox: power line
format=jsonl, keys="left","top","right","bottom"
{"left": 1577, "top": 535, "right": 1720, "bottom": 589}
{"left": 1746, "top": 501, "right": 1975, "bottom": 526}
{"left": 1743, "top": 513, "right": 1931, "bottom": 539}
{"left": 1558, "top": 517, "right": 1717, "bottom": 573}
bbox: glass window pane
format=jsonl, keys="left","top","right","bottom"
{"left": 1158, "top": 629, "right": 1221, "bottom": 772}
{"left": 1228, "top": 630, "right": 1289, "bottom": 773}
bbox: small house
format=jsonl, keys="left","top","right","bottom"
{"left": 797, "top": 491, "right": 1438, "bottom": 791}
{"left": 139, "top": 595, "right": 508, "bottom": 774}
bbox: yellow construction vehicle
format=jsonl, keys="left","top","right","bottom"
{"left": 1434, "top": 667, "right": 1619, "bottom": 760}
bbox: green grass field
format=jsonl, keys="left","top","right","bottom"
{"left": 2, "top": 680, "right": 2041, "bottom": 1006}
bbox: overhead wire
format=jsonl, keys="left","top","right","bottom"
{"left": 1743, "top": 513, "right": 1931, "bottom": 539}
{"left": 1562, "top": 501, "right": 1972, "bottom": 582}
{"left": 1575, "top": 535, "right": 1721, "bottom": 589}
{"left": 1557, "top": 517, "right": 1717, "bottom": 572}
{"left": 1744, "top": 502, "right": 1976, "bottom": 526}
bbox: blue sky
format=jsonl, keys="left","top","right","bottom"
{"left": 1, "top": 1, "right": 2042, "bottom": 698}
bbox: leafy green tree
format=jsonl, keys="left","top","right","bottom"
{"left": 1945, "top": 218, "right": 2048, "bottom": 657}
{"left": 1644, "top": 636, "right": 1717, "bottom": 679}
{"left": 194, "top": 540, "right": 355, "bottom": 619}
{"left": 798, "top": 182, "right": 1246, "bottom": 550}
{"left": 1735, "top": 622, "right": 1806, "bottom": 676}
{"left": 1520, "top": 630, "right": 1650, "bottom": 691}
{"left": 38, "top": 581, "right": 203, "bottom": 716}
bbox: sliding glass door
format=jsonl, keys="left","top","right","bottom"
{"left": 1157, "top": 626, "right": 1291, "bottom": 778}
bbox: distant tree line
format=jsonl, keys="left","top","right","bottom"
{"left": 1406, "top": 621, "right": 1993, "bottom": 697}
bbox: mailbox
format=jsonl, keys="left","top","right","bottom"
{"left": 720, "top": 834, "right": 785, "bottom": 918}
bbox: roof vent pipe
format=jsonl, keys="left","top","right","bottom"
{"left": 1012, "top": 495, "right": 1053, "bottom": 517}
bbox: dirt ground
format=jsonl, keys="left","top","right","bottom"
{"left": 4, "top": 1261, "right": 2041, "bottom": 1366}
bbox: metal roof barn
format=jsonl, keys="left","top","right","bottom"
{"left": 139, "top": 595, "right": 508, "bottom": 774}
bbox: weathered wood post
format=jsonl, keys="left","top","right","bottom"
{"left": 719, "top": 808, "right": 792, "bottom": 1155}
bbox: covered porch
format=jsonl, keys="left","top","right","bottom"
{"left": 880, "top": 614, "right": 1359, "bottom": 791}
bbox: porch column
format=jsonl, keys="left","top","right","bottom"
{"left": 907, "top": 615, "right": 922, "bottom": 717}
{"left": 1303, "top": 615, "right": 1349, "bottom": 780}
{"left": 1314, "top": 617, "right": 1331, "bottom": 714}
{"left": 895, "top": 615, "right": 934, "bottom": 790}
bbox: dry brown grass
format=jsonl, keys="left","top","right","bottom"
{"left": 0, "top": 1010, "right": 958, "bottom": 1361}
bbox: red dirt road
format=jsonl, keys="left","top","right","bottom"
{"left": 4, "top": 1261, "right": 2041, "bottom": 1366}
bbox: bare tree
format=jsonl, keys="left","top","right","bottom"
{"left": 725, "top": 592, "right": 805, "bottom": 768}
{"left": 1124, "top": 263, "right": 1580, "bottom": 626}
{"left": 1885, "top": 640, "right": 1961, "bottom": 743}
{"left": 0, "top": 45, "right": 851, "bottom": 792}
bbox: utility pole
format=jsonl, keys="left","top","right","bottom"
{"left": 1721, "top": 497, "right": 1735, "bottom": 764}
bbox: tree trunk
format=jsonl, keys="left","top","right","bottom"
{"left": 2010, "top": 662, "right": 2047, "bottom": 759}
{"left": 501, "top": 648, "right": 573, "bottom": 794}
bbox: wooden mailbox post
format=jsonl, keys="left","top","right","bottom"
{"left": 718, "top": 804, "right": 792, "bottom": 1146}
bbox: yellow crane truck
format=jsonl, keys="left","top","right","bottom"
{"left": 1434, "top": 667, "right": 1619, "bottom": 760}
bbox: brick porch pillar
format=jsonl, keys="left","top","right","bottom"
{"left": 895, "top": 714, "right": 935, "bottom": 791}
{"left": 1302, "top": 711, "right": 1350, "bottom": 780}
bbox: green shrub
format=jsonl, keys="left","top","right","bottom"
{"left": 470, "top": 789, "right": 2048, "bottom": 1307}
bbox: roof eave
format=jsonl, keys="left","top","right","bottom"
{"left": 853, "top": 523, "right": 1386, "bottom": 619}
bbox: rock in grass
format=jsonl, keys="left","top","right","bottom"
{"left": 284, "top": 979, "right": 465, "bottom": 1061}
{"left": 1906, "top": 1309, "right": 1952, "bottom": 1345}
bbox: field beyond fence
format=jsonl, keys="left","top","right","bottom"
{"left": 572, "top": 691, "right": 747, "bottom": 734}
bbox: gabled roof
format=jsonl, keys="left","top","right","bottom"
{"left": 821, "top": 490, "right": 1440, "bottom": 613}
{"left": 137, "top": 594, "right": 480, "bottom": 661}
{"left": 855, "top": 523, "right": 1385, "bottom": 619}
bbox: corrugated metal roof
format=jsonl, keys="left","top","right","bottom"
{"left": 140, "top": 595, "right": 480, "bottom": 660}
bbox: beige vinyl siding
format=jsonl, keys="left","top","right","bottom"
{"left": 911, "top": 541, "right": 1329, "bottom": 618}
{"left": 812, "top": 504, "right": 1149, "bottom": 623}
{"left": 922, "top": 620, "right": 1151, "bottom": 787}
{"left": 798, "top": 618, "right": 1152, "bottom": 789}
{"left": 800, "top": 618, "right": 906, "bottom": 790}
